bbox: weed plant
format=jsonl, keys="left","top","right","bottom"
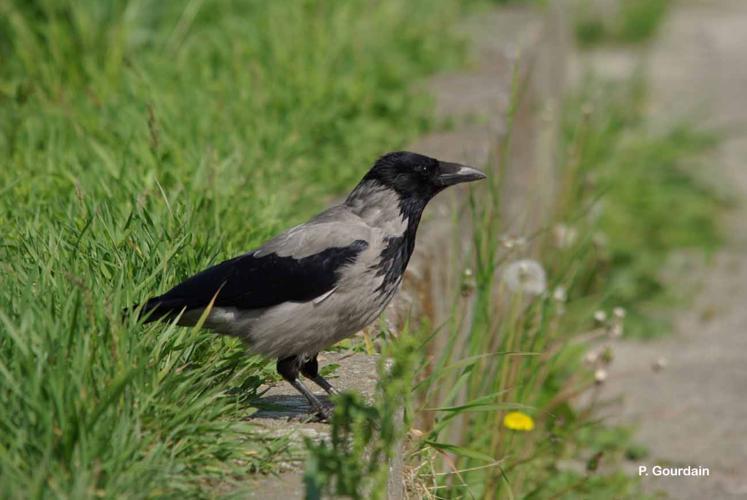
{"left": 575, "top": 0, "right": 670, "bottom": 47}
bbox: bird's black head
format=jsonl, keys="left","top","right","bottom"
{"left": 362, "top": 151, "right": 486, "bottom": 200}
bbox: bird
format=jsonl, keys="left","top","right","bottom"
{"left": 136, "top": 151, "right": 486, "bottom": 418}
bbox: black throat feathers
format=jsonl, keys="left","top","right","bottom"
{"left": 373, "top": 195, "right": 428, "bottom": 294}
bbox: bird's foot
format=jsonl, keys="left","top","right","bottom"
{"left": 282, "top": 400, "right": 334, "bottom": 423}
{"left": 311, "top": 401, "right": 335, "bottom": 422}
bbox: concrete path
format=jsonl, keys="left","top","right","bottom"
{"left": 605, "top": 1, "right": 747, "bottom": 498}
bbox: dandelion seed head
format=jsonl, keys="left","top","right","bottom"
{"left": 553, "top": 224, "right": 578, "bottom": 249}
{"left": 594, "top": 368, "right": 608, "bottom": 384}
{"left": 652, "top": 357, "right": 668, "bottom": 372}
{"left": 593, "top": 310, "right": 607, "bottom": 323}
{"left": 553, "top": 286, "right": 567, "bottom": 302}
{"left": 461, "top": 268, "right": 476, "bottom": 296}
{"left": 609, "top": 323, "right": 623, "bottom": 338}
{"left": 613, "top": 307, "right": 626, "bottom": 319}
{"left": 584, "top": 350, "right": 599, "bottom": 365}
{"left": 502, "top": 259, "right": 547, "bottom": 296}
{"left": 500, "top": 235, "right": 528, "bottom": 250}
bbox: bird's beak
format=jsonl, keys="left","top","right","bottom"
{"left": 435, "top": 161, "right": 487, "bottom": 187}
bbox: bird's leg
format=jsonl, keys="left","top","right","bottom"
{"left": 301, "top": 354, "right": 340, "bottom": 396}
{"left": 276, "top": 355, "right": 331, "bottom": 419}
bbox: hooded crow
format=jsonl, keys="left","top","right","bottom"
{"left": 137, "top": 151, "right": 486, "bottom": 418}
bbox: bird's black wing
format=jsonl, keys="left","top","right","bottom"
{"left": 140, "top": 239, "right": 368, "bottom": 322}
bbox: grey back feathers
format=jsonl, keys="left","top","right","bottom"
{"left": 255, "top": 206, "right": 381, "bottom": 259}
{"left": 141, "top": 188, "right": 409, "bottom": 358}
{"left": 173, "top": 196, "right": 406, "bottom": 358}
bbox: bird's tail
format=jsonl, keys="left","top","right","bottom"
{"left": 124, "top": 297, "right": 178, "bottom": 324}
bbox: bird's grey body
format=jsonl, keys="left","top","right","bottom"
{"left": 181, "top": 182, "right": 406, "bottom": 359}
{"left": 137, "top": 151, "right": 485, "bottom": 418}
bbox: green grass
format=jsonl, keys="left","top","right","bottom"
{"left": 0, "top": 0, "right": 464, "bottom": 496}
{"left": 575, "top": 0, "right": 670, "bottom": 47}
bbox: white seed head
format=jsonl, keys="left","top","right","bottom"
{"left": 593, "top": 310, "right": 607, "bottom": 323}
{"left": 500, "top": 235, "right": 528, "bottom": 250}
{"left": 584, "top": 350, "right": 599, "bottom": 365}
{"left": 553, "top": 286, "right": 567, "bottom": 303}
{"left": 613, "top": 307, "right": 626, "bottom": 319}
{"left": 609, "top": 323, "right": 623, "bottom": 338}
{"left": 553, "top": 224, "right": 578, "bottom": 249}
{"left": 502, "top": 259, "right": 547, "bottom": 296}
{"left": 652, "top": 357, "right": 668, "bottom": 372}
{"left": 594, "top": 368, "right": 608, "bottom": 384}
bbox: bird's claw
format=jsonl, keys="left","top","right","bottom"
{"left": 311, "top": 402, "right": 334, "bottom": 422}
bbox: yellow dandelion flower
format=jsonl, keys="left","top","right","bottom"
{"left": 503, "top": 411, "right": 535, "bottom": 432}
